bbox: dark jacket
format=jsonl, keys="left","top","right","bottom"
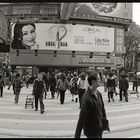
{"left": 13, "top": 77, "right": 22, "bottom": 89}
{"left": 106, "top": 77, "right": 115, "bottom": 88}
{"left": 33, "top": 79, "right": 45, "bottom": 97}
{"left": 119, "top": 78, "right": 129, "bottom": 90}
{"left": 49, "top": 74, "right": 56, "bottom": 91}
{"left": 75, "top": 87, "right": 107, "bottom": 138}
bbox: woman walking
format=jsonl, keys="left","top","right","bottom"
{"left": 57, "top": 73, "right": 69, "bottom": 104}
{"left": 12, "top": 73, "right": 23, "bottom": 104}
{"left": 106, "top": 72, "right": 116, "bottom": 102}
{"left": 77, "top": 72, "right": 86, "bottom": 108}
{"left": 0, "top": 75, "right": 5, "bottom": 97}
{"left": 70, "top": 72, "right": 78, "bottom": 102}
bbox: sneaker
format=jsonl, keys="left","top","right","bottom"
{"left": 35, "top": 108, "right": 38, "bottom": 111}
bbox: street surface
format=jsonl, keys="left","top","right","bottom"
{"left": 0, "top": 83, "right": 140, "bottom": 138}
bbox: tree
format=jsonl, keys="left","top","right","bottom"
{"left": 124, "top": 21, "right": 140, "bottom": 72}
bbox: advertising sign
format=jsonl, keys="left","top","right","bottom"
{"left": 71, "top": 3, "right": 132, "bottom": 23}
{"left": 0, "top": 12, "right": 7, "bottom": 42}
{"left": 73, "top": 24, "right": 114, "bottom": 52}
{"left": 115, "top": 28, "right": 124, "bottom": 53}
{"left": 11, "top": 23, "right": 114, "bottom": 52}
{"left": 78, "top": 56, "right": 114, "bottom": 65}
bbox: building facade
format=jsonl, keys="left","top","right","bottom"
{"left": 0, "top": 3, "right": 132, "bottom": 75}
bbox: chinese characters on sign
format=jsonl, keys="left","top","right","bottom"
{"left": 116, "top": 28, "right": 124, "bottom": 53}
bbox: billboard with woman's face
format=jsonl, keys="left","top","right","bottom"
{"left": 11, "top": 23, "right": 116, "bottom": 52}
{"left": 11, "top": 23, "right": 39, "bottom": 50}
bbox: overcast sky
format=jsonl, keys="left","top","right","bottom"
{"left": 133, "top": 3, "right": 140, "bottom": 25}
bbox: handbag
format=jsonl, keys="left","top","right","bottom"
{"left": 102, "top": 118, "right": 110, "bottom": 131}
{"left": 19, "top": 81, "right": 24, "bottom": 88}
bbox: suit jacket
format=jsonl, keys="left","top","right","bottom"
{"left": 75, "top": 87, "right": 107, "bottom": 138}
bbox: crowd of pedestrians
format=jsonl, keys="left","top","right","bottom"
{"left": 1, "top": 68, "right": 140, "bottom": 138}
{"left": 1, "top": 69, "right": 140, "bottom": 107}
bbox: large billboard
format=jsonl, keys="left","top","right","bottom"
{"left": 70, "top": 3, "right": 132, "bottom": 24}
{"left": 11, "top": 23, "right": 114, "bottom": 52}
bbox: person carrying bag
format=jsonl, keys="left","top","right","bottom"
{"left": 56, "top": 73, "right": 69, "bottom": 104}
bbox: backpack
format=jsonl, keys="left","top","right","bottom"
{"left": 57, "top": 79, "right": 68, "bottom": 91}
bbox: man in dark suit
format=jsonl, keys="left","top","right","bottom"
{"left": 75, "top": 71, "right": 109, "bottom": 138}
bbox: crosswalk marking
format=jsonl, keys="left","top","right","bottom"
{"left": 0, "top": 128, "right": 75, "bottom": 137}
{"left": 1, "top": 86, "right": 140, "bottom": 137}
{"left": 128, "top": 135, "right": 140, "bottom": 138}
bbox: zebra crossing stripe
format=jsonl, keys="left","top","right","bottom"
{"left": 0, "top": 128, "right": 75, "bottom": 137}
{"left": 128, "top": 135, "right": 140, "bottom": 138}
{"left": 0, "top": 111, "right": 79, "bottom": 116}
{"left": 0, "top": 122, "right": 139, "bottom": 137}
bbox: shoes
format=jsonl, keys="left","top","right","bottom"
{"left": 72, "top": 99, "right": 74, "bottom": 101}
{"left": 75, "top": 98, "right": 78, "bottom": 102}
{"left": 41, "top": 110, "right": 44, "bottom": 114}
{"left": 108, "top": 100, "right": 110, "bottom": 102}
{"left": 35, "top": 108, "right": 38, "bottom": 111}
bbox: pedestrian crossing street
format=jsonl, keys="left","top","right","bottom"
{"left": 0, "top": 85, "right": 140, "bottom": 138}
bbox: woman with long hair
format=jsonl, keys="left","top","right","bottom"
{"left": 11, "top": 23, "right": 39, "bottom": 49}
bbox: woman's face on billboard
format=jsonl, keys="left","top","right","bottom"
{"left": 22, "top": 24, "right": 36, "bottom": 47}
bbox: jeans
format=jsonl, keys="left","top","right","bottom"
{"left": 59, "top": 90, "right": 66, "bottom": 104}
{"left": 35, "top": 94, "right": 44, "bottom": 112}
{"left": 0, "top": 87, "right": 3, "bottom": 97}
{"left": 78, "top": 89, "right": 85, "bottom": 108}
{"left": 120, "top": 89, "right": 128, "bottom": 102}
{"left": 14, "top": 88, "right": 21, "bottom": 103}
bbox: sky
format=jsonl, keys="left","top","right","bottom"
{"left": 133, "top": 3, "right": 140, "bottom": 25}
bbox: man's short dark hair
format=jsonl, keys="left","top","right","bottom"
{"left": 87, "top": 71, "right": 98, "bottom": 86}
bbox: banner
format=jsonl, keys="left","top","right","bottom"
{"left": 73, "top": 24, "right": 114, "bottom": 52}
{"left": 11, "top": 23, "right": 114, "bottom": 52}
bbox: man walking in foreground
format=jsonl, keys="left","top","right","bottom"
{"left": 75, "top": 71, "right": 109, "bottom": 138}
